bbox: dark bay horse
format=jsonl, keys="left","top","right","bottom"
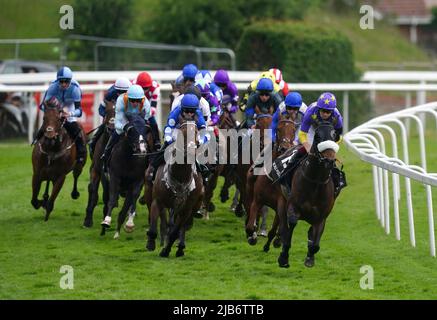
{"left": 31, "top": 99, "right": 87, "bottom": 221}
{"left": 83, "top": 100, "right": 115, "bottom": 228}
{"left": 146, "top": 120, "right": 204, "bottom": 258}
{"left": 234, "top": 106, "right": 274, "bottom": 218}
{"left": 278, "top": 122, "right": 339, "bottom": 268}
{"left": 246, "top": 113, "right": 297, "bottom": 246}
{"left": 100, "top": 114, "right": 153, "bottom": 239}
{"left": 202, "top": 98, "right": 238, "bottom": 218}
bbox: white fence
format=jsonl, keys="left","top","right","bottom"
{"left": 344, "top": 102, "right": 437, "bottom": 257}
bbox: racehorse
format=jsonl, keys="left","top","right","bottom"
{"left": 234, "top": 105, "right": 274, "bottom": 218}
{"left": 146, "top": 120, "right": 204, "bottom": 257}
{"left": 100, "top": 114, "right": 153, "bottom": 239}
{"left": 245, "top": 112, "right": 297, "bottom": 246}
{"left": 31, "top": 98, "right": 87, "bottom": 221}
{"left": 277, "top": 122, "right": 339, "bottom": 268}
{"left": 202, "top": 96, "right": 238, "bottom": 218}
{"left": 83, "top": 100, "right": 115, "bottom": 228}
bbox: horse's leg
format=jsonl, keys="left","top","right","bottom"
{"left": 230, "top": 188, "right": 239, "bottom": 212}
{"left": 123, "top": 180, "right": 143, "bottom": 234}
{"left": 114, "top": 194, "right": 132, "bottom": 240}
{"left": 203, "top": 170, "right": 219, "bottom": 218}
{"left": 71, "top": 161, "right": 84, "bottom": 200}
{"left": 159, "top": 208, "right": 168, "bottom": 247}
{"left": 31, "top": 174, "right": 44, "bottom": 209}
{"left": 42, "top": 181, "right": 50, "bottom": 209}
{"left": 44, "top": 175, "right": 66, "bottom": 221}
{"left": 83, "top": 166, "right": 100, "bottom": 228}
{"left": 246, "top": 196, "right": 262, "bottom": 246}
{"left": 146, "top": 199, "right": 161, "bottom": 251}
{"left": 304, "top": 219, "right": 327, "bottom": 268}
{"left": 160, "top": 212, "right": 183, "bottom": 258}
{"left": 100, "top": 176, "right": 120, "bottom": 235}
{"left": 220, "top": 168, "right": 232, "bottom": 203}
{"left": 176, "top": 228, "right": 186, "bottom": 257}
{"left": 101, "top": 174, "right": 110, "bottom": 219}
{"left": 259, "top": 206, "right": 269, "bottom": 236}
{"left": 264, "top": 206, "right": 281, "bottom": 252}
{"left": 277, "top": 201, "right": 299, "bottom": 268}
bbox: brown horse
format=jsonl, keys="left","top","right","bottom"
{"left": 278, "top": 122, "right": 339, "bottom": 268}
{"left": 234, "top": 106, "right": 274, "bottom": 218}
{"left": 201, "top": 100, "right": 238, "bottom": 218}
{"left": 245, "top": 112, "right": 297, "bottom": 246}
{"left": 83, "top": 100, "right": 115, "bottom": 228}
{"left": 146, "top": 120, "right": 204, "bottom": 257}
{"left": 31, "top": 99, "right": 87, "bottom": 221}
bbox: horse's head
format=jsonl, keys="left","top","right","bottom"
{"left": 275, "top": 113, "right": 297, "bottom": 154}
{"left": 42, "top": 97, "right": 64, "bottom": 142}
{"left": 312, "top": 121, "right": 339, "bottom": 167}
{"left": 125, "top": 114, "right": 149, "bottom": 155}
{"left": 103, "top": 100, "right": 116, "bottom": 131}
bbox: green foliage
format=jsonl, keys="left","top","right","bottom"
{"left": 65, "top": 0, "right": 135, "bottom": 62}
{"left": 236, "top": 21, "right": 372, "bottom": 128}
{"left": 146, "top": 0, "right": 316, "bottom": 49}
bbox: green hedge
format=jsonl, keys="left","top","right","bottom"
{"left": 236, "top": 22, "right": 373, "bottom": 128}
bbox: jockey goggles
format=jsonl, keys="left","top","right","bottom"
{"left": 59, "top": 79, "right": 71, "bottom": 84}
{"left": 129, "top": 98, "right": 142, "bottom": 103}
{"left": 320, "top": 108, "right": 333, "bottom": 114}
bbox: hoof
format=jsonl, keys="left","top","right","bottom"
{"left": 247, "top": 236, "right": 257, "bottom": 246}
{"left": 234, "top": 205, "right": 245, "bottom": 217}
{"left": 304, "top": 256, "right": 315, "bottom": 268}
{"left": 124, "top": 223, "right": 135, "bottom": 233}
{"left": 263, "top": 244, "right": 270, "bottom": 252}
{"left": 273, "top": 237, "right": 281, "bottom": 248}
{"left": 207, "top": 202, "right": 215, "bottom": 212}
{"left": 176, "top": 249, "right": 185, "bottom": 257}
{"left": 259, "top": 229, "right": 268, "bottom": 237}
{"left": 100, "top": 227, "right": 106, "bottom": 236}
{"left": 71, "top": 190, "right": 80, "bottom": 200}
{"left": 159, "top": 248, "right": 169, "bottom": 257}
{"left": 220, "top": 190, "right": 229, "bottom": 203}
{"left": 278, "top": 254, "right": 289, "bottom": 268}
{"left": 193, "top": 210, "right": 203, "bottom": 219}
{"left": 146, "top": 240, "right": 156, "bottom": 251}
{"left": 113, "top": 232, "right": 120, "bottom": 240}
{"left": 31, "top": 199, "right": 43, "bottom": 210}
{"left": 101, "top": 216, "right": 111, "bottom": 228}
{"left": 82, "top": 218, "right": 93, "bottom": 228}
{"left": 138, "top": 197, "right": 146, "bottom": 205}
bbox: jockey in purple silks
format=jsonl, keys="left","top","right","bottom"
{"left": 195, "top": 79, "right": 221, "bottom": 127}
{"left": 213, "top": 69, "right": 239, "bottom": 114}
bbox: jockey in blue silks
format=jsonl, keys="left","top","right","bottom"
{"left": 88, "top": 77, "right": 131, "bottom": 157}
{"left": 147, "top": 94, "right": 211, "bottom": 183}
{"left": 270, "top": 91, "right": 307, "bottom": 144}
{"left": 101, "top": 85, "right": 156, "bottom": 169}
{"left": 35, "top": 66, "right": 86, "bottom": 164}
{"left": 244, "top": 77, "right": 283, "bottom": 128}
{"left": 196, "top": 69, "right": 223, "bottom": 104}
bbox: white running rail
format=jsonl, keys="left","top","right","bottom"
{"left": 344, "top": 102, "right": 437, "bottom": 257}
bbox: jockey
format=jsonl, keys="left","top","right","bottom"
{"left": 88, "top": 77, "right": 131, "bottom": 157}
{"left": 213, "top": 69, "right": 238, "bottom": 114}
{"left": 171, "top": 84, "right": 211, "bottom": 124}
{"left": 181, "top": 63, "right": 198, "bottom": 87}
{"left": 239, "top": 70, "right": 281, "bottom": 112}
{"left": 135, "top": 71, "right": 162, "bottom": 151}
{"left": 244, "top": 77, "right": 283, "bottom": 128}
{"left": 196, "top": 69, "right": 223, "bottom": 103}
{"left": 101, "top": 85, "right": 156, "bottom": 169}
{"left": 36, "top": 66, "right": 86, "bottom": 164}
{"left": 147, "top": 94, "right": 210, "bottom": 183}
{"left": 270, "top": 91, "right": 307, "bottom": 144}
{"left": 281, "top": 92, "right": 345, "bottom": 194}
{"left": 195, "top": 79, "right": 221, "bottom": 127}
{"left": 269, "top": 68, "right": 289, "bottom": 99}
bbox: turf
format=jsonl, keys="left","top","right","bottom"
{"left": 0, "top": 133, "right": 436, "bottom": 300}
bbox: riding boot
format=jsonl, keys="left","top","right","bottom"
{"left": 88, "top": 124, "right": 106, "bottom": 158}
{"left": 332, "top": 166, "right": 347, "bottom": 197}
{"left": 101, "top": 132, "right": 120, "bottom": 172}
{"left": 196, "top": 161, "right": 210, "bottom": 185}
{"left": 147, "top": 143, "right": 167, "bottom": 182}
{"left": 75, "top": 136, "right": 87, "bottom": 164}
{"left": 149, "top": 121, "right": 161, "bottom": 151}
